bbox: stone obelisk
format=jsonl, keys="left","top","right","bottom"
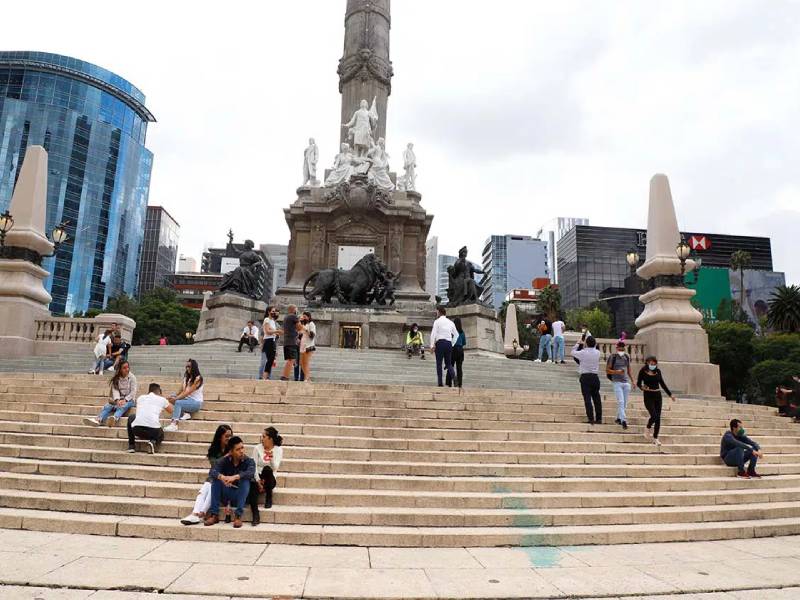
{"left": 338, "top": 0, "right": 393, "bottom": 145}
{"left": 635, "top": 174, "right": 720, "bottom": 397}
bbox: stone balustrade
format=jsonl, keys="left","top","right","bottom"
{"left": 563, "top": 332, "right": 647, "bottom": 364}
{"left": 32, "top": 313, "right": 135, "bottom": 356}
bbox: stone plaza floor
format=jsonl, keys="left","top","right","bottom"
{"left": 1, "top": 529, "right": 800, "bottom": 599}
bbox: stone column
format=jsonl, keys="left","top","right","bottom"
{"left": 0, "top": 146, "right": 54, "bottom": 358}
{"left": 635, "top": 174, "right": 720, "bottom": 396}
{"left": 338, "top": 0, "right": 393, "bottom": 146}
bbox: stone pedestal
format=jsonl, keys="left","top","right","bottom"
{"left": 446, "top": 304, "right": 504, "bottom": 354}
{"left": 194, "top": 292, "right": 267, "bottom": 343}
{"left": 0, "top": 260, "right": 52, "bottom": 358}
{"left": 309, "top": 307, "right": 419, "bottom": 350}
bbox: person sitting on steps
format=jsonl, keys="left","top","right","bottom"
{"left": 181, "top": 424, "right": 233, "bottom": 525}
{"left": 238, "top": 321, "right": 259, "bottom": 353}
{"left": 164, "top": 359, "right": 204, "bottom": 432}
{"left": 248, "top": 426, "right": 284, "bottom": 526}
{"left": 108, "top": 334, "right": 131, "bottom": 371}
{"left": 720, "top": 418, "right": 763, "bottom": 479}
{"left": 84, "top": 360, "right": 137, "bottom": 428}
{"left": 405, "top": 324, "right": 425, "bottom": 359}
{"left": 204, "top": 436, "right": 255, "bottom": 529}
{"left": 127, "top": 383, "right": 172, "bottom": 454}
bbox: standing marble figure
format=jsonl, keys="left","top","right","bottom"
{"left": 342, "top": 97, "right": 378, "bottom": 158}
{"left": 367, "top": 138, "right": 394, "bottom": 191}
{"left": 403, "top": 143, "right": 417, "bottom": 191}
{"left": 302, "top": 138, "right": 319, "bottom": 186}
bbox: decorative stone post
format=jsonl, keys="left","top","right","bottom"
{"left": 0, "top": 146, "right": 54, "bottom": 358}
{"left": 503, "top": 302, "right": 524, "bottom": 357}
{"left": 635, "top": 174, "right": 720, "bottom": 396}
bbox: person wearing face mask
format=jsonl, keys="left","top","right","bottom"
{"left": 405, "top": 323, "right": 425, "bottom": 359}
{"left": 720, "top": 419, "right": 762, "bottom": 479}
{"left": 260, "top": 307, "right": 283, "bottom": 380}
{"left": 636, "top": 356, "right": 675, "bottom": 446}
{"left": 298, "top": 311, "right": 316, "bottom": 383}
{"left": 606, "top": 341, "right": 634, "bottom": 429}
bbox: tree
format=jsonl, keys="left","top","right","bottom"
{"left": 767, "top": 285, "right": 800, "bottom": 333}
{"left": 730, "top": 250, "right": 752, "bottom": 313}
{"left": 748, "top": 359, "right": 800, "bottom": 404}
{"left": 106, "top": 288, "right": 199, "bottom": 346}
{"left": 706, "top": 321, "right": 756, "bottom": 399}
{"left": 565, "top": 307, "right": 612, "bottom": 338}
{"left": 537, "top": 285, "right": 561, "bottom": 321}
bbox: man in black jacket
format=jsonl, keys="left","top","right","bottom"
{"left": 720, "top": 419, "right": 762, "bottom": 479}
{"left": 204, "top": 436, "right": 255, "bottom": 528}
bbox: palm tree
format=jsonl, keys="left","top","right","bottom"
{"left": 537, "top": 285, "right": 562, "bottom": 322}
{"left": 730, "top": 250, "right": 752, "bottom": 312}
{"left": 767, "top": 285, "right": 800, "bottom": 333}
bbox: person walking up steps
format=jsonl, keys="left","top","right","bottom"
{"left": 446, "top": 317, "right": 466, "bottom": 388}
{"left": 607, "top": 341, "right": 634, "bottom": 430}
{"left": 572, "top": 336, "right": 602, "bottom": 424}
{"left": 636, "top": 356, "right": 676, "bottom": 446}
{"left": 280, "top": 305, "right": 301, "bottom": 382}
{"left": 430, "top": 306, "right": 458, "bottom": 387}
{"left": 164, "top": 359, "right": 204, "bottom": 432}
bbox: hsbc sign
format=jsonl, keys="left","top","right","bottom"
{"left": 689, "top": 235, "right": 711, "bottom": 251}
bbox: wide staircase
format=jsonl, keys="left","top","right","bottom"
{"left": 0, "top": 371, "right": 799, "bottom": 547}
{"left": 0, "top": 341, "right": 612, "bottom": 392}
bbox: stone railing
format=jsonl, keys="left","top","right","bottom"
{"left": 563, "top": 332, "right": 647, "bottom": 364}
{"left": 33, "top": 313, "right": 135, "bottom": 355}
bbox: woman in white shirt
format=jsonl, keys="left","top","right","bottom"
{"left": 298, "top": 311, "right": 316, "bottom": 383}
{"left": 248, "top": 426, "right": 284, "bottom": 526}
{"left": 164, "top": 359, "right": 204, "bottom": 432}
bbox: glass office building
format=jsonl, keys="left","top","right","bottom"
{"left": 0, "top": 51, "right": 155, "bottom": 314}
{"left": 137, "top": 206, "right": 179, "bottom": 297}
{"left": 480, "top": 235, "right": 549, "bottom": 309}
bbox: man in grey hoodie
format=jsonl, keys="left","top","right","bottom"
{"left": 720, "top": 419, "right": 762, "bottom": 479}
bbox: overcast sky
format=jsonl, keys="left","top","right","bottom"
{"left": 5, "top": 0, "right": 799, "bottom": 284}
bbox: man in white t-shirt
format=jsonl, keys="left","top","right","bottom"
{"left": 238, "top": 321, "right": 259, "bottom": 353}
{"left": 126, "top": 383, "right": 173, "bottom": 454}
{"left": 551, "top": 318, "right": 566, "bottom": 364}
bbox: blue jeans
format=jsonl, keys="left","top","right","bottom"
{"left": 613, "top": 381, "right": 631, "bottom": 422}
{"left": 723, "top": 447, "right": 758, "bottom": 474}
{"left": 94, "top": 357, "right": 114, "bottom": 372}
{"left": 553, "top": 336, "right": 565, "bottom": 361}
{"left": 173, "top": 398, "right": 203, "bottom": 420}
{"left": 98, "top": 400, "right": 134, "bottom": 423}
{"left": 538, "top": 334, "right": 553, "bottom": 361}
{"left": 209, "top": 477, "right": 251, "bottom": 517}
{"left": 434, "top": 339, "right": 455, "bottom": 387}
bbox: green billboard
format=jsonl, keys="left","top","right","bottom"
{"left": 685, "top": 267, "right": 732, "bottom": 323}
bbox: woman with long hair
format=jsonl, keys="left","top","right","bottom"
{"left": 180, "top": 424, "right": 233, "bottom": 525}
{"left": 248, "top": 426, "right": 284, "bottom": 526}
{"left": 446, "top": 317, "right": 466, "bottom": 388}
{"left": 298, "top": 311, "right": 316, "bottom": 383}
{"left": 636, "top": 356, "right": 676, "bottom": 446}
{"left": 260, "top": 306, "right": 282, "bottom": 380}
{"left": 165, "top": 359, "right": 204, "bottom": 432}
{"left": 83, "top": 360, "right": 138, "bottom": 427}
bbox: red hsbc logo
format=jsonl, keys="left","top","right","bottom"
{"left": 689, "top": 235, "right": 711, "bottom": 251}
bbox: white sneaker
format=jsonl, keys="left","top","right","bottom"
{"left": 87, "top": 370, "right": 96, "bottom": 375}
{"left": 83, "top": 417, "right": 101, "bottom": 427}
{"left": 534, "top": 359, "right": 542, "bottom": 363}
{"left": 653, "top": 438, "right": 662, "bottom": 446}
{"left": 179, "top": 413, "right": 192, "bottom": 421}
{"left": 145, "top": 441, "right": 155, "bottom": 454}
{"left": 164, "top": 423, "right": 178, "bottom": 433}
{"left": 181, "top": 513, "right": 201, "bottom": 526}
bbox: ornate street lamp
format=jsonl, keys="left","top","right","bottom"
{"left": 40, "top": 220, "right": 71, "bottom": 258}
{"left": 676, "top": 240, "right": 691, "bottom": 276}
{"left": 0, "top": 210, "right": 14, "bottom": 249}
{"left": 626, "top": 249, "right": 640, "bottom": 274}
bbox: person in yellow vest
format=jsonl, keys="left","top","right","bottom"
{"left": 405, "top": 323, "right": 425, "bottom": 360}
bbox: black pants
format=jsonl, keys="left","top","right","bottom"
{"left": 644, "top": 392, "right": 663, "bottom": 438}
{"left": 579, "top": 373, "right": 602, "bottom": 422}
{"left": 434, "top": 340, "right": 455, "bottom": 387}
{"left": 126, "top": 416, "right": 164, "bottom": 449}
{"left": 262, "top": 339, "right": 277, "bottom": 377}
{"left": 238, "top": 335, "right": 257, "bottom": 352}
{"left": 446, "top": 346, "right": 464, "bottom": 388}
{"left": 248, "top": 466, "right": 277, "bottom": 513}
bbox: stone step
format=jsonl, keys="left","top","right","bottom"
{"left": 0, "top": 506, "right": 798, "bottom": 546}
{"left": 4, "top": 472, "right": 800, "bottom": 509}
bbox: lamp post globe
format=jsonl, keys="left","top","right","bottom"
{"left": 51, "top": 222, "right": 69, "bottom": 246}
{"left": 626, "top": 249, "right": 639, "bottom": 268}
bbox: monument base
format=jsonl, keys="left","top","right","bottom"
{"left": 0, "top": 260, "right": 52, "bottom": 358}
{"left": 446, "top": 304, "right": 504, "bottom": 354}
{"left": 656, "top": 361, "right": 721, "bottom": 398}
{"left": 194, "top": 292, "right": 267, "bottom": 343}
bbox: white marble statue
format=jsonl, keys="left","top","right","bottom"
{"left": 302, "top": 138, "right": 319, "bottom": 186}
{"left": 367, "top": 138, "right": 394, "bottom": 191}
{"left": 402, "top": 143, "right": 417, "bottom": 191}
{"left": 324, "top": 143, "right": 355, "bottom": 187}
{"left": 342, "top": 97, "right": 378, "bottom": 158}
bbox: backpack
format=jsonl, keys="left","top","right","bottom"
{"left": 607, "top": 353, "right": 629, "bottom": 381}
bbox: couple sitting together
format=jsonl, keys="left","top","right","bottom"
{"left": 181, "top": 425, "right": 284, "bottom": 528}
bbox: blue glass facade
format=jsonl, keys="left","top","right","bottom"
{"left": 0, "top": 51, "right": 155, "bottom": 314}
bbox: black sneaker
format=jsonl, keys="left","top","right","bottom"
{"left": 587, "top": 419, "right": 595, "bottom": 425}
{"left": 622, "top": 421, "right": 628, "bottom": 430}
{"left": 615, "top": 419, "right": 621, "bottom": 425}
{"left": 748, "top": 472, "right": 762, "bottom": 479}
